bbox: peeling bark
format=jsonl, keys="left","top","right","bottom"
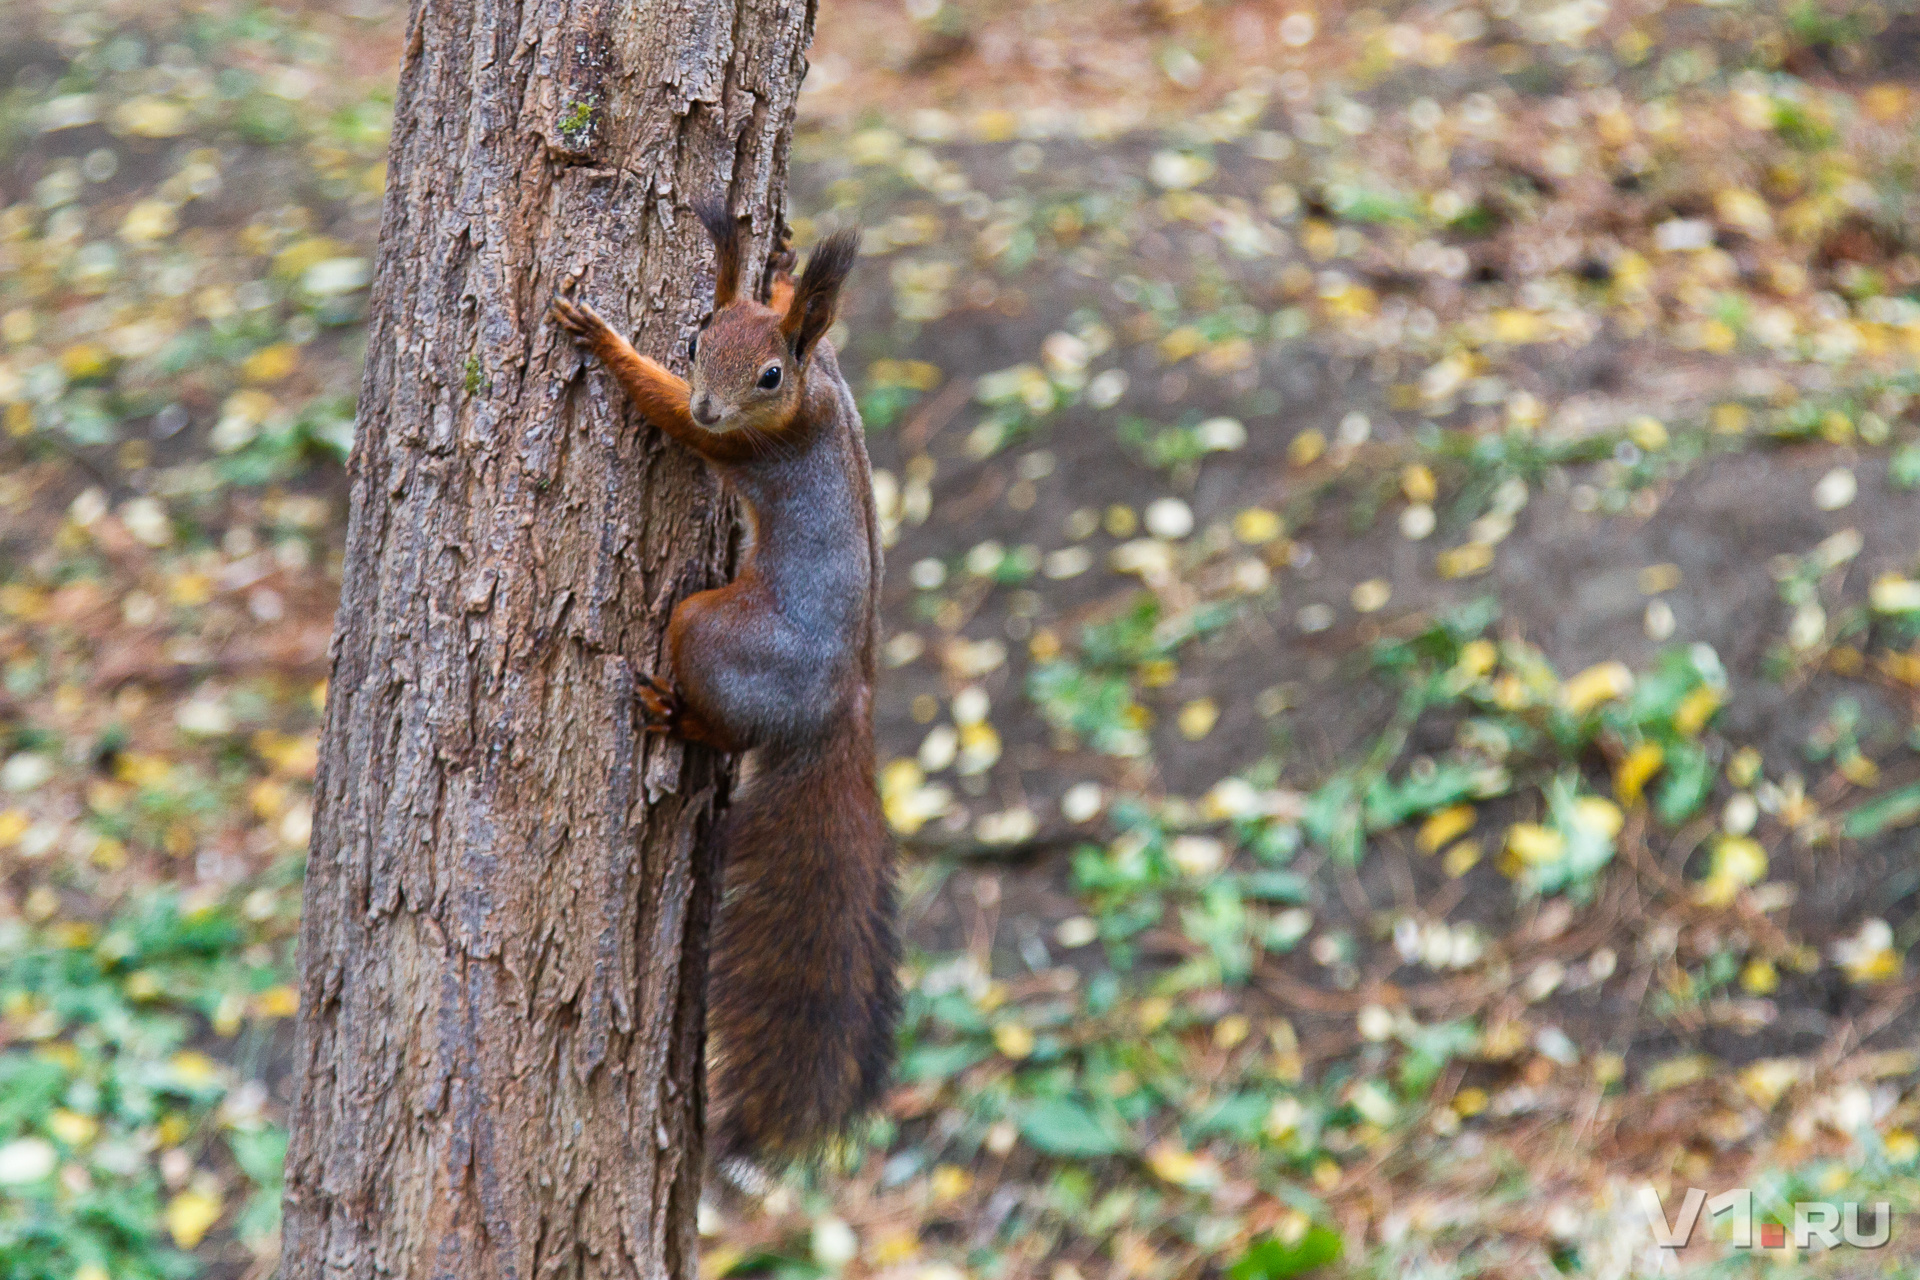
{"left": 282, "top": 1, "right": 815, "bottom": 1276}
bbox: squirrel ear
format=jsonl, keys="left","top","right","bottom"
{"left": 780, "top": 226, "right": 860, "bottom": 364}
{"left": 759, "top": 222, "right": 797, "bottom": 308}
{"left": 695, "top": 199, "right": 742, "bottom": 308}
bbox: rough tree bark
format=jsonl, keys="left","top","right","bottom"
{"left": 282, "top": 1, "right": 816, "bottom": 1276}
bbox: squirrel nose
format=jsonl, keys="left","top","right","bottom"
{"left": 691, "top": 395, "right": 722, "bottom": 426}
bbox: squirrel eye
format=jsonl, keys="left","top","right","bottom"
{"left": 687, "top": 334, "right": 699, "bottom": 364}
{"left": 757, "top": 364, "right": 783, "bottom": 390}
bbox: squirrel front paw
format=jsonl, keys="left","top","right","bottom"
{"left": 549, "top": 288, "right": 612, "bottom": 344}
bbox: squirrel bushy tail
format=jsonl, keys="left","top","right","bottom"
{"left": 707, "top": 723, "right": 899, "bottom": 1173}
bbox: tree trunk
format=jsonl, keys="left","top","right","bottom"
{"left": 281, "top": 1, "right": 815, "bottom": 1276}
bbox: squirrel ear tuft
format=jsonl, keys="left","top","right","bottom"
{"left": 779, "top": 226, "right": 860, "bottom": 364}
{"left": 695, "top": 199, "right": 742, "bottom": 308}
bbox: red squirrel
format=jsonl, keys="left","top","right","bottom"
{"left": 551, "top": 207, "right": 898, "bottom": 1182}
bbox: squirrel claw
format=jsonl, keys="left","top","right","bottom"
{"left": 635, "top": 671, "right": 682, "bottom": 731}
{"left": 549, "top": 291, "right": 606, "bottom": 340}
{"left": 635, "top": 671, "right": 731, "bottom": 750}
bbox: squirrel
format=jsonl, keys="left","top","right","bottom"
{"left": 550, "top": 205, "right": 899, "bottom": 1184}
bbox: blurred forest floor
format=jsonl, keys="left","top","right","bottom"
{"left": 2, "top": 0, "right": 1920, "bottom": 1277}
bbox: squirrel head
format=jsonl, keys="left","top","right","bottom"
{"left": 685, "top": 202, "right": 859, "bottom": 435}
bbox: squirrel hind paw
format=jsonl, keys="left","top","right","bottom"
{"left": 635, "top": 672, "right": 682, "bottom": 728}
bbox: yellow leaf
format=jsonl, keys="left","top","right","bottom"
{"left": 1715, "top": 835, "right": 1768, "bottom": 884}
{"left": 1865, "top": 83, "right": 1910, "bottom": 121}
{"left": 242, "top": 343, "right": 300, "bottom": 384}
{"left": 170, "top": 1051, "right": 221, "bottom": 1089}
{"left": 1214, "top": 1014, "right": 1250, "bottom": 1049}
{"left": 1145, "top": 1140, "right": 1218, "bottom": 1188}
{"left": 1561, "top": 661, "right": 1633, "bottom": 715}
{"left": 1198, "top": 337, "right": 1254, "bottom": 374}
{"left": 1264, "top": 1097, "right": 1302, "bottom": 1139}
{"left": 930, "top": 1164, "right": 973, "bottom": 1202}
{"left": 1626, "top": 416, "right": 1669, "bottom": 450}
{"left": 1644, "top": 1054, "right": 1712, "bottom": 1092}
{"left": 1715, "top": 188, "right": 1774, "bottom": 238}
{"left": 879, "top": 758, "right": 945, "bottom": 836}
{"left": 165, "top": 1186, "right": 224, "bottom": 1249}
{"left": 1350, "top": 579, "right": 1391, "bottom": 613}
{"left": 1615, "top": 741, "right": 1664, "bottom": 805}
{"left": 1506, "top": 823, "right": 1564, "bottom": 866}
{"left": 0, "top": 809, "right": 30, "bottom": 847}
{"left": 1158, "top": 325, "right": 1206, "bottom": 362}
{"left": 1673, "top": 685, "right": 1721, "bottom": 736}
{"left": 1177, "top": 698, "right": 1219, "bottom": 740}
{"left": 1695, "top": 319, "right": 1736, "bottom": 354}
{"left": 1572, "top": 796, "right": 1624, "bottom": 839}
{"left": 47, "top": 1109, "right": 97, "bottom": 1147}
{"left": 273, "top": 236, "right": 347, "bottom": 280}
{"left": 251, "top": 985, "right": 300, "bottom": 1019}
{"left": 119, "top": 200, "right": 179, "bottom": 244}
{"left": 1287, "top": 429, "right": 1326, "bottom": 467}
{"left": 1170, "top": 835, "right": 1225, "bottom": 876}
{"left": 48, "top": 922, "right": 95, "bottom": 949}
{"left": 1442, "top": 839, "right": 1482, "bottom": 877}
{"left": 116, "top": 97, "right": 189, "bottom": 138}
{"left": 0, "top": 587, "right": 43, "bottom": 625}
{"left": 1233, "top": 508, "right": 1283, "bottom": 544}
{"left": 869, "top": 358, "right": 943, "bottom": 391}
{"left": 168, "top": 572, "right": 212, "bottom": 607}
{"left": 1301, "top": 220, "right": 1338, "bottom": 261}
{"left": 1490, "top": 309, "right": 1545, "bottom": 343}
{"left": 1417, "top": 805, "right": 1475, "bottom": 853}
{"left": 1637, "top": 562, "right": 1683, "bottom": 594}
{"left": 60, "top": 343, "right": 113, "bottom": 380}
{"left": 1455, "top": 639, "right": 1498, "bottom": 678}
{"left": 1436, "top": 542, "right": 1494, "bottom": 579}
{"left": 1871, "top": 575, "right": 1920, "bottom": 613}
{"left": 1838, "top": 751, "right": 1880, "bottom": 787}
{"left": 1399, "top": 463, "right": 1437, "bottom": 504}
{"left": 1711, "top": 403, "right": 1750, "bottom": 434}
{"left": 1696, "top": 835, "right": 1768, "bottom": 906}
{"left": 1738, "top": 1058, "right": 1802, "bottom": 1107}
{"left": 992, "top": 1023, "right": 1034, "bottom": 1060}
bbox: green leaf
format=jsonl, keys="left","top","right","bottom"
{"left": 1362, "top": 760, "right": 1483, "bottom": 830}
{"left": 1892, "top": 442, "right": 1920, "bottom": 490}
{"left": 1303, "top": 776, "right": 1363, "bottom": 865}
{"left": 896, "top": 1042, "right": 989, "bottom": 1084}
{"left": 1844, "top": 783, "right": 1920, "bottom": 839}
{"left": 1191, "top": 1093, "right": 1270, "bottom": 1141}
{"left": 227, "top": 1125, "right": 289, "bottom": 1187}
{"left": 1018, "top": 1098, "right": 1127, "bottom": 1157}
{"left": 1655, "top": 742, "right": 1713, "bottom": 825}
{"left": 1227, "top": 1225, "right": 1344, "bottom": 1279}
{"left": 1237, "top": 870, "right": 1309, "bottom": 903}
